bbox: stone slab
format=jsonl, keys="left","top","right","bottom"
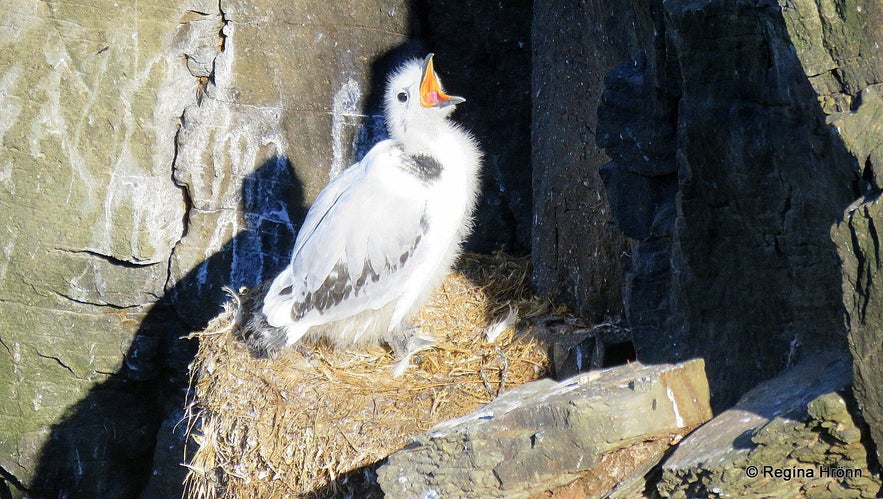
{"left": 378, "top": 359, "right": 711, "bottom": 498}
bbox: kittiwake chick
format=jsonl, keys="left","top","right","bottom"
{"left": 254, "top": 54, "right": 482, "bottom": 374}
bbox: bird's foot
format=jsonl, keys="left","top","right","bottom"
{"left": 388, "top": 326, "right": 436, "bottom": 377}
{"left": 242, "top": 310, "right": 289, "bottom": 358}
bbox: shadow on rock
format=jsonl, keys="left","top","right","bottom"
{"left": 29, "top": 1, "right": 535, "bottom": 494}
{"left": 597, "top": 1, "right": 861, "bottom": 412}
{"left": 30, "top": 157, "right": 305, "bottom": 498}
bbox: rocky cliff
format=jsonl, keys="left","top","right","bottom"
{"left": 592, "top": 0, "right": 882, "bottom": 441}
{"left": 0, "top": 1, "right": 532, "bottom": 496}
{"left": 530, "top": 1, "right": 632, "bottom": 320}
{"left": 1, "top": 0, "right": 881, "bottom": 497}
{"left": 1, "top": 1, "right": 197, "bottom": 496}
{"left": 539, "top": 0, "right": 882, "bottom": 489}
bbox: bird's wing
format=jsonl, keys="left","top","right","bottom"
{"left": 263, "top": 140, "right": 430, "bottom": 332}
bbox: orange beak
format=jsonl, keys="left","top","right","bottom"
{"left": 419, "top": 53, "right": 465, "bottom": 108}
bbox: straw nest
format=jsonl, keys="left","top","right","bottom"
{"left": 183, "top": 252, "right": 560, "bottom": 498}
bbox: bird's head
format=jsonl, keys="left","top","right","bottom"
{"left": 384, "top": 53, "right": 465, "bottom": 141}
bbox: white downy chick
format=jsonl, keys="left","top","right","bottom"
{"left": 255, "top": 54, "right": 482, "bottom": 374}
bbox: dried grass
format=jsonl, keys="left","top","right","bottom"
{"left": 182, "top": 252, "right": 558, "bottom": 498}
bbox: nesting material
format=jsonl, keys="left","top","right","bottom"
{"left": 183, "top": 252, "right": 556, "bottom": 498}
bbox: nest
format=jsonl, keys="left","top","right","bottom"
{"left": 183, "top": 252, "right": 559, "bottom": 498}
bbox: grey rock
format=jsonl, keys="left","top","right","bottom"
{"left": 594, "top": 19, "right": 680, "bottom": 359}
{"left": 0, "top": 0, "right": 196, "bottom": 494}
{"left": 531, "top": 0, "right": 634, "bottom": 320}
{"left": 665, "top": 0, "right": 857, "bottom": 409}
{"left": 421, "top": 0, "right": 533, "bottom": 252}
{"left": 139, "top": 410, "right": 191, "bottom": 499}
{"left": 595, "top": 0, "right": 880, "bottom": 412}
{"left": 378, "top": 359, "right": 711, "bottom": 499}
{"left": 176, "top": 10, "right": 225, "bottom": 79}
{"left": 834, "top": 185, "right": 883, "bottom": 466}
{"left": 0, "top": 1, "right": 534, "bottom": 497}
{"left": 658, "top": 353, "right": 881, "bottom": 498}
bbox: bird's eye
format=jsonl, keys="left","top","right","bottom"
{"left": 397, "top": 91, "right": 408, "bottom": 103}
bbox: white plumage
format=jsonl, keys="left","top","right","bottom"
{"left": 255, "top": 54, "right": 482, "bottom": 366}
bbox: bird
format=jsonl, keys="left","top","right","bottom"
{"left": 252, "top": 53, "right": 482, "bottom": 374}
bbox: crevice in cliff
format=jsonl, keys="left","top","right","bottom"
{"left": 217, "top": 1, "right": 227, "bottom": 54}
{"left": 167, "top": 0, "right": 228, "bottom": 295}
{"left": 0, "top": 333, "right": 10, "bottom": 358}
{"left": 137, "top": 3, "right": 230, "bottom": 495}
{"left": 861, "top": 157, "right": 880, "bottom": 197}
{"left": 35, "top": 350, "right": 82, "bottom": 380}
{"left": 51, "top": 290, "right": 144, "bottom": 310}
{"left": 171, "top": 124, "right": 192, "bottom": 243}
{"left": 849, "top": 83, "right": 864, "bottom": 112}
{"left": 867, "top": 209, "right": 881, "bottom": 270}
{"left": 847, "top": 211, "right": 869, "bottom": 335}
{"left": 53, "top": 248, "right": 158, "bottom": 269}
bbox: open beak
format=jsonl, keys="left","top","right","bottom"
{"left": 419, "top": 53, "right": 465, "bottom": 108}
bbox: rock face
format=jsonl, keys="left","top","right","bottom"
{"left": 659, "top": 354, "right": 881, "bottom": 497}
{"left": 0, "top": 1, "right": 532, "bottom": 497}
{"left": 595, "top": 0, "right": 881, "bottom": 413}
{"left": 3, "top": 0, "right": 882, "bottom": 496}
{"left": 378, "top": 359, "right": 712, "bottom": 498}
{"left": 530, "top": 0, "right": 632, "bottom": 320}
{"left": 0, "top": 1, "right": 196, "bottom": 496}
{"left": 424, "top": 0, "right": 533, "bottom": 252}
{"left": 835, "top": 189, "right": 883, "bottom": 466}
{"left": 168, "top": 0, "right": 413, "bottom": 330}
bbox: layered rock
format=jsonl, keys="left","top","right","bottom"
{"left": 0, "top": 1, "right": 533, "bottom": 497}
{"left": 835, "top": 185, "right": 883, "bottom": 466}
{"left": 0, "top": 1, "right": 198, "bottom": 495}
{"left": 659, "top": 354, "right": 881, "bottom": 497}
{"left": 595, "top": 0, "right": 882, "bottom": 415}
{"left": 378, "top": 360, "right": 711, "bottom": 498}
{"left": 530, "top": 0, "right": 634, "bottom": 319}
